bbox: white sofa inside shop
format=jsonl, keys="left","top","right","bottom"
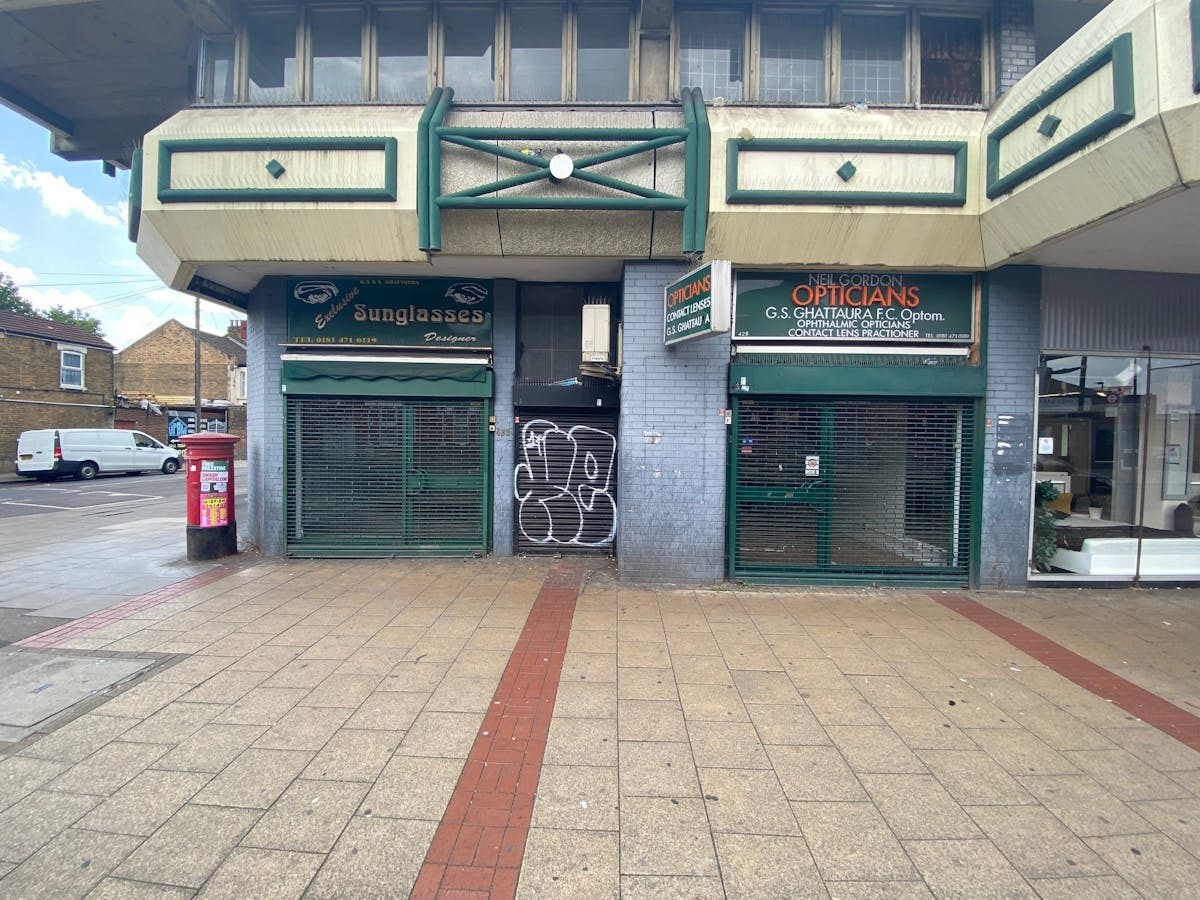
{"left": 1052, "top": 537, "right": 1200, "bottom": 576}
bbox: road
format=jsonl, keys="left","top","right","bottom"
{"left": 0, "top": 471, "right": 187, "bottom": 518}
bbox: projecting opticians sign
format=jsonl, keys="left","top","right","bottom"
{"left": 664, "top": 260, "right": 732, "bottom": 347}
{"left": 286, "top": 277, "right": 493, "bottom": 349}
{"left": 735, "top": 271, "right": 975, "bottom": 343}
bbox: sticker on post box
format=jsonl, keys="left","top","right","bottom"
{"left": 199, "top": 460, "right": 229, "bottom": 527}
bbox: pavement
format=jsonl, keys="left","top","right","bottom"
{"left": 0, "top": 544, "right": 1195, "bottom": 899}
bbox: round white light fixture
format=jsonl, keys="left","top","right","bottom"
{"left": 548, "top": 152, "right": 574, "bottom": 182}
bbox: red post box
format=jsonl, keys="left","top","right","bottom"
{"left": 179, "top": 433, "right": 241, "bottom": 561}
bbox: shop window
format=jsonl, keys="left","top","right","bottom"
{"left": 378, "top": 8, "right": 431, "bottom": 102}
{"left": 678, "top": 10, "right": 745, "bottom": 102}
{"left": 310, "top": 8, "right": 365, "bottom": 102}
{"left": 920, "top": 16, "right": 982, "bottom": 106}
{"left": 509, "top": 5, "right": 564, "bottom": 101}
{"left": 443, "top": 6, "right": 496, "bottom": 101}
{"left": 577, "top": 6, "right": 631, "bottom": 101}
{"left": 60, "top": 349, "right": 84, "bottom": 389}
{"left": 246, "top": 10, "right": 299, "bottom": 103}
{"left": 1033, "top": 354, "right": 1200, "bottom": 579}
{"left": 839, "top": 13, "right": 905, "bottom": 105}
{"left": 759, "top": 11, "right": 825, "bottom": 104}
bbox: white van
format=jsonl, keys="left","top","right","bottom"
{"left": 14, "top": 429, "right": 182, "bottom": 480}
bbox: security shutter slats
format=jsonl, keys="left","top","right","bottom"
{"left": 286, "top": 397, "right": 487, "bottom": 556}
{"left": 514, "top": 410, "right": 618, "bottom": 555}
{"left": 732, "top": 397, "right": 974, "bottom": 582}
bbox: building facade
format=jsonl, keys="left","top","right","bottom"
{"left": 116, "top": 318, "right": 248, "bottom": 409}
{"left": 0, "top": 311, "right": 116, "bottom": 475}
{"left": 3, "top": 0, "right": 1198, "bottom": 584}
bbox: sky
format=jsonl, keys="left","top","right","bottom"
{"left": 0, "top": 105, "right": 239, "bottom": 351}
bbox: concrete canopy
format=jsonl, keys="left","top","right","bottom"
{"left": 0, "top": 0, "right": 232, "bottom": 167}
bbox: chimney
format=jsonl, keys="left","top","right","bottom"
{"left": 228, "top": 320, "right": 247, "bottom": 343}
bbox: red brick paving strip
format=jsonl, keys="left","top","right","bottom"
{"left": 410, "top": 560, "right": 585, "bottom": 900}
{"left": 936, "top": 593, "right": 1200, "bottom": 752}
{"left": 14, "top": 567, "right": 235, "bottom": 649}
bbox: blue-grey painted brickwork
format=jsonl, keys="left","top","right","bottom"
{"left": 617, "top": 261, "right": 729, "bottom": 583}
{"left": 980, "top": 265, "right": 1040, "bottom": 587}
{"left": 246, "top": 279, "right": 287, "bottom": 556}
{"left": 998, "top": 0, "right": 1037, "bottom": 94}
{"left": 491, "top": 280, "right": 516, "bottom": 556}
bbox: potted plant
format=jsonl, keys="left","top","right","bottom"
{"left": 1032, "top": 480, "right": 1061, "bottom": 572}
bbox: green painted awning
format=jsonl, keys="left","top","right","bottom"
{"left": 281, "top": 360, "right": 492, "bottom": 398}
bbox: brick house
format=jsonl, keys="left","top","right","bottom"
{"left": 0, "top": 310, "right": 115, "bottom": 475}
{"left": 116, "top": 319, "right": 247, "bottom": 408}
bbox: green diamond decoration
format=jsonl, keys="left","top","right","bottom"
{"left": 1037, "top": 115, "right": 1062, "bottom": 138}
{"left": 835, "top": 161, "right": 857, "bottom": 182}
{"left": 266, "top": 158, "right": 286, "bottom": 179}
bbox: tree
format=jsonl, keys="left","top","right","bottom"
{"left": 45, "top": 305, "right": 105, "bottom": 336}
{"left": 0, "top": 272, "right": 36, "bottom": 316}
{"left": 0, "top": 274, "right": 105, "bottom": 336}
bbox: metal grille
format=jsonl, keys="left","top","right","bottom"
{"left": 731, "top": 397, "right": 974, "bottom": 582}
{"left": 514, "top": 410, "right": 618, "bottom": 555}
{"left": 286, "top": 397, "right": 488, "bottom": 556}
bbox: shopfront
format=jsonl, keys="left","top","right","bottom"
{"left": 1031, "top": 270, "right": 1200, "bottom": 581}
{"left": 280, "top": 277, "right": 494, "bottom": 557}
{"left": 727, "top": 270, "right": 984, "bottom": 585}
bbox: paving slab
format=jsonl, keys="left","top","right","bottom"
{"left": 0, "top": 649, "right": 154, "bottom": 734}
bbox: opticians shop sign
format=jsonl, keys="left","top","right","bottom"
{"left": 735, "top": 271, "right": 975, "bottom": 343}
{"left": 664, "top": 260, "right": 732, "bottom": 346}
{"left": 287, "top": 277, "right": 493, "bottom": 349}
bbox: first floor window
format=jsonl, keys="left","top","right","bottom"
{"left": 246, "top": 10, "right": 299, "bottom": 102}
{"left": 760, "top": 11, "right": 825, "bottom": 104}
{"left": 378, "top": 8, "right": 431, "bottom": 102}
{"left": 60, "top": 350, "right": 84, "bottom": 389}
{"left": 443, "top": 7, "right": 496, "bottom": 101}
{"left": 840, "top": 13, "right": 906, "bottom": 105}
{"left": 310, "top": 8, "right": 365, "bottom": 102}
{"left": 678, "top": 10, "right": 744, "bottom": 101}
{"left": 577, "top": 6, "right": 630, "bottom": 100}
{"left": 509, "top": 5, "right": 564, "bottom": 101}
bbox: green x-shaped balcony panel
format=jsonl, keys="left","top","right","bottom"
{"left": 418, "top": 87, "right": 708, "bottom": 254}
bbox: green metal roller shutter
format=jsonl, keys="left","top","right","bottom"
{"left": 730, "top": 397, "right": 975, "bottom": 584}
{"left": 286, "top": 396, "right": 490, "bottom": 557}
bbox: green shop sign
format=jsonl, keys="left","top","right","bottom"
{"left": 735, "top": 271, "right": 975, "bottom": 343}
{"left": 287, "top": 277, "right": 493, "bottom": 349}
{"left": 664, "top": 260, "right": 732, "bottom": 347}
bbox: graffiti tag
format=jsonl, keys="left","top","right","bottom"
{"left": 514, "top": 419, "right": 616, "bottom": 546}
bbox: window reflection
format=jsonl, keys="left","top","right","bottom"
{"left": 443, "top": 8, "right": 495, "bottom": 101}
{"left": 247, "top": 11, "right": 299, "bottom": 103}
{"left": 311, "top": 9, "right": 364, "bottom": 102}
{"left": 378, "top": 8, "right": 430, "bottom": 102}
{"left": 510, "top": 6, "right": 563, "bottom": 101}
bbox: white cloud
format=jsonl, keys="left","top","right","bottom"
{"left": 0, "top": 226, "right": 18, "bottom": 252}
{"left": 0, "top": 153, "right": 122, "bottom": 228}
{"left": 0, "top": 258, "right": 36, "bottom": 285}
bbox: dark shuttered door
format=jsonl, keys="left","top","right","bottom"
{"left": 286, "top": 396, "right": 489, "bottom": 556}
{"left": 514, "top": 410, "right": 618, "bottom": 554}
{"left": 730, "top": 397, "right": 974, "bottom": 583}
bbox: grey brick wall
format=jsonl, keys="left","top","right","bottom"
{"left": 491, "top": 280, "right": 517, "bottom": 556}
{"left": 246, "top": 278, "right": 287, "bottom": 556}
{"left": 617, "top": 261, "right": 729, "bottom": 584}
{"left": 980, "top": 265, "right": 1041, "bottom": 588}
{"left": 997, "top": 0, "right": 1036, "bottom": 94}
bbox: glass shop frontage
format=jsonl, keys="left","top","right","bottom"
{"left": 1031, "top": 271, "right": 1200, "bottom": 582}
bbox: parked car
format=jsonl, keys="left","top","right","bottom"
{"left": 14, "top": 429, "right": 181, "bottom": 480}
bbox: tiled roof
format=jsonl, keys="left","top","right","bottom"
{"left": 0, "top": 310, "right": 115, "bottom": 350}
{"left": 198, "top": 331, "right": 247, "bottom": 366}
